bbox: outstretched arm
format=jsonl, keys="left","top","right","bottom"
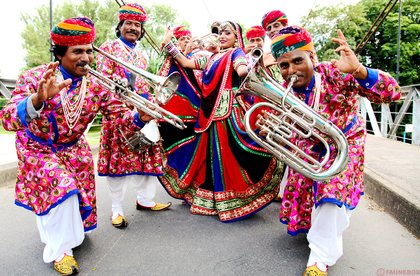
{"left": 162, "top": 27, "right": 196, "bottom": 69}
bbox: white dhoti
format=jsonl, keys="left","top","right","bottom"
{"left": 307, "top": 202, "right": 352, "bottom": 270}
{"left": 36, "top": 194, "right": 84, "bottom": 263}
{"left": 107, "top": 174, "right": 159, "bottom": 218}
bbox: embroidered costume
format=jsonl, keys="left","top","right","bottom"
{"left": 159, "top": 22, "right": 284, "bottom": 222}
{"left": 96, "top": 38, "right": 163, "bottom": 177}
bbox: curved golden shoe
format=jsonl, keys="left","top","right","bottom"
{"left": 53, "top": 255, "right": 79, "bottom": 275}
{"left": 136, "top": 201, "right": 172, "bottom": 211}
{"left": 274, "top": 194, "right": 282, "bottom": 202}
{"left": 303, "top": 264, "right": 328, "bottom": 276}
{"left": 111, "top": 214, "right": 128, "bottom": 228}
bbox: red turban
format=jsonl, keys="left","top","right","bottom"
{"left": 50, "top": 17, "right": 96, "bottom": 46}
{"left": 262, "top": 10, "right": 288, "bottom": 30}
{"left": 245, "top": 26, "right": 265, "bottom": 41}
{"left": 173, "top": 26, "right": 192, "bottom": 39}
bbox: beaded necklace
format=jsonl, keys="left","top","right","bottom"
{"left": 58, "top": 73, "right": 87, "bottom": 129}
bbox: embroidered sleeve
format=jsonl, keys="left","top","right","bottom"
{"left": 194, "top": 55, "right": 208, "bottom": 70}
{"left": 232, "top": 48, "right": 247, "bottom": 71}
{"left": 0, "top": 66, "right": 46, "bottom": 131}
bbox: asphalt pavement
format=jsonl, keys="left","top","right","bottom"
{"left": 0, "top": 133, "right": 419, "bottom": 275}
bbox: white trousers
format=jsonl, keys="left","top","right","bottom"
{"left": 36, "top": 194, "right": 84, "bottom": 263}
{"left": 307, "top": 203, "right": 352, "bottom": 270}
{"left": 279, "top": 166, "right": 289, "bottom": 198}
{"left": 107, "top": 175, "right": 159, "bottom": 217}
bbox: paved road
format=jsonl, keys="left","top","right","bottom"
{"left": 0, "top": 176, "right": 419, "bottom": 276}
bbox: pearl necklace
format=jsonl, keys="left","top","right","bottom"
{"left": 59, "top": 74, "right": 87, "bottom": 129}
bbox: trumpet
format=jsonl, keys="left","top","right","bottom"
{"left": 192, "top": 33, "right": 220, "bottom": 51}
{"left": 239, "top": 48, "right": 349, "bottom": 181}
{"left": 86, "top": 65, "right": 186, "bottom": 130}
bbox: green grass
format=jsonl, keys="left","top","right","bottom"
{"left": 86, "top": 125, "right": 101, "bottom": 147}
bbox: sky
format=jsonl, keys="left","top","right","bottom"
{"left": 0, "top": 0, "right": 359, "bottom": 79}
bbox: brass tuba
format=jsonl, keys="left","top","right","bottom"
{"left": 239, "top": 48, "right": 349, "bottom": 181}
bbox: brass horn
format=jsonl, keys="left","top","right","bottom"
{"left": 93, "top": 45, "right": 178, "bottom": 105}
{"left": 239, "top": 48, "right": 349, "bottom": 181}
{"left": 86, "top": 65, "right": 186, "bottom": 130}
{"left": 192, "top": 33, "right": 220, "bottom": 51}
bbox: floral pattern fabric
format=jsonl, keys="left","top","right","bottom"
{"left": 0, "top": 64, "right": 137, "bottom": 231}
{"left": 96, "top": 39, "right": 163, "bottom": 177}
{"left": 280, "top": 63, "right": 401, "bottom": 235}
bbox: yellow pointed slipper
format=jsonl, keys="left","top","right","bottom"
{"left": 111, "top": 214, "right": 128, "bottom": 228}
{"left": 53, "top": 255, "right": 79, "bottom": 275}
{"left": 303, "top": 263, "right": 328, "bottom": 276}
{"left": 136, "top": 201, "right": 172, "bottom": 211}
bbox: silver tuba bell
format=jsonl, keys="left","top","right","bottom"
{"left": 239, "top": 48, "right": 349, "bottom": 181}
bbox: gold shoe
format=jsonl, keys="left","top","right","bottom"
{"left": 274, "top": 194, "right": 282, "bottom": 202}
{"left": 136, "top": 201, "right": 172, "bottom": 211}
{"left": 53, "top": 255, "right": 79, "bottom": 275}
{"left": 111, "top": 214, "right": 128, "bottom": 228}
{"left": 303, "top": 263, "right": 328, "bottom": 276}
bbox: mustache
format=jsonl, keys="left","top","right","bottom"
{"left": 126, "top": 29, "right": 139, "bottom": 35}
{"left": 77, "top": 62, "right": 88, "bottom": 67}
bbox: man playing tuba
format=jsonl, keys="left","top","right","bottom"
{"left": 270, "top": 26, "right": 400, "bottom": 275}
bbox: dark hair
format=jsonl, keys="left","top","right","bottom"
{"left": 115, "top": 20, "right": 145, "bottom": 41}
{"left": 49, "top": 44, "right": 68, "bottom": 63}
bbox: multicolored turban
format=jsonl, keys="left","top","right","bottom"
{"left": 261, "top": 10, "right": 288, "bottom": 30}
{"left": 118, "top": 3, "right": 147, "bottom": 23}
{"left": 50, "top": 17, "right": 96, "bottom": 46}
{"left": 173, "top": 26, "right": 192, "bottom": 39}
{"left": 271, "top": 26, "right": 315, "bottom": 60}
{"left": 245, "top": 25, "right": 265, "bottom": 41}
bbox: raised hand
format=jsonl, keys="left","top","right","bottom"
{"left": 330, "top": 30, "right": 367, "bottom": 79}
{"left": 32, "top": 62, "right": 72, "bottom": 109}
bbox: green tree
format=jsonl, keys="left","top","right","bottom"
{"left": 302, "top": 0, "right": 420, "bottom": 86}
{"left": 20, "top": 0, "right": 181, "bottom": 74}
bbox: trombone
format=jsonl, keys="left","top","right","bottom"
{"left": 86, "top": 64, "right": 186, "bottom": 130}
{"left": 94, "top": 45, "right": 178, "bottom": 105}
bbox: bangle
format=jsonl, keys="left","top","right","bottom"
{"left": 164, "top": 41, "right": 181, "bottom": 58}
{"left": 351, "top": 63, "right": 363, "bottom": 76}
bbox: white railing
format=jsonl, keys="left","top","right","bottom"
{"left": 360, "top": 84, "right": 420, "bottom": 145}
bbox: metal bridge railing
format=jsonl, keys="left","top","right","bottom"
{"left": 360, "top": 84, "right": 420, "bottom": 146}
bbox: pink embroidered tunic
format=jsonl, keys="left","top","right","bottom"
{"left": 96, "top": 39, "right": 163, "bottom": 177}
{"left": 0, "top": 64, "right": 139, "bottom": 231}
{"left": 280, "top": 63, "right": 401, "bottom": 235}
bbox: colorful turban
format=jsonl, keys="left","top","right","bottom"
{"left": 173, "top": 26, "right": 192, "bottom": 39}
{"left": 245, "top": 26, "right": 265, "bottom": 41}
{"left": 271, "top": 26, "right": 315, "bottom": 60}
{"left": 262, "top": 10, "right": 288, "bottom": 30}
{"left": 118, "top": 3, "right": 147, "bottom": 23}
{"left": 50, "top": 17, "right": 96, "bottom": 46}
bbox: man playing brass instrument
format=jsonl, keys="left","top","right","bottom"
{"left": 96, "top": 2, "right": 171, "bottom": 229}
{"left": 0, "top": 16, "right": 149, "bottom": 275}
{"left": 270, "top": 26, "right": 400, "bottom": 275}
